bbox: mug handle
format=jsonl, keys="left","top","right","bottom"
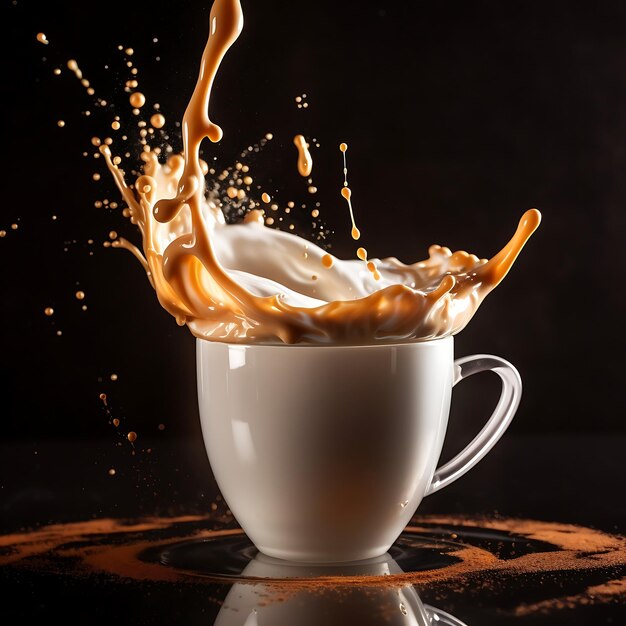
{"left": 425, "top": 354, "right": 522, "bottom": 496}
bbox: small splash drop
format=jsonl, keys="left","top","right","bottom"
{"left": 150, "top": 113, "right": 165, "bottom": 129}
{"left": 129, "top": 92, "right": 145, "bottom": 108}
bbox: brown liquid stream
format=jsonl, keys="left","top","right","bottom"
{"left": 100, "top": 0, "right": 541, "bottom": 345}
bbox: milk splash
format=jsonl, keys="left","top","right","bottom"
{"left": 101, "top": 0, "right": 540, "bottom": 345}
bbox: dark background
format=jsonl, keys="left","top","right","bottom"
{"left": 2, "top": 0, "right": 626, "bottom": 522}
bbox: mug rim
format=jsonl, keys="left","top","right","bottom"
{"left": 196, "top": 335, "right": 453, "bottom": 350}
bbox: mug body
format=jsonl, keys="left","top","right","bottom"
{"left": 197, "top": 337, "right": 454, "bottom": 562}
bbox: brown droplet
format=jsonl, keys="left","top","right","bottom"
{"left": 129, "top": 92, "right": 145, "bottom": 108}
{"left": 293, "top": 135, "right": 313, "bottom": 177}
{"left": 340, "top": 142, "right": 348, "bottom": 153}
{"left": 127, "top": 431, "right": 137, "bottom": 443}
{"left": 111, "top": 121, "right": 121, "bottom": 130}
{"left": 44, "top": 307, "right": 54, "bottom": 316}
{"left": 110, "top": 374, "right": 118, "bottom": 381}
{"left": 112, "top": 418, "right": 120, "bottom": 427}
{"left": 108, "top": 468, "right": 116, "bottom": 476}
{"left": 36, "top": 33, "right": 48, "bottom": 45}
{"left": 357, "top": 247, "right": 368, "bottom": 261}
{"left": 261, "top": 192, "right": 271, "bottom": 203}
{"left": 75, "top": 291, "right": 85, "bottom": 300}
{"left": 99, "top": 393, "right": 107, "bottom": 405}
{"left": 150, "top": 113, "right": 165, "bottom": 129}
{"left": 322, "top": 254, "right": 333, "bottom": 269}
{"left": 351, "top": 226, "right": 361, "bottom": 240}
{"left": 57, "top": 120, "right": 65, "bottom": 128}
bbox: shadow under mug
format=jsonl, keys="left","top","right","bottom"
{"left": 197, "top": 336, "right": 521, "bottom": 562}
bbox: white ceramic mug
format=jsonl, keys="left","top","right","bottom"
{"left": 197, "top": 336, "right": 521, "bottom": 562}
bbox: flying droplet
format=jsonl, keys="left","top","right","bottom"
{"left": 150, "top": 113, "right": 165, "bottom": 129}
{"left": 129, "top": 92, "right": 145, "bottom": 108}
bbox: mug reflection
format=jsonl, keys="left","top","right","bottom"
{"left": 213, "top": 551, "right": 468, "bottom": 626}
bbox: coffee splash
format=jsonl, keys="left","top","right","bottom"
{"left": 100, "top": 0, "right": 541, "bottom": 345}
